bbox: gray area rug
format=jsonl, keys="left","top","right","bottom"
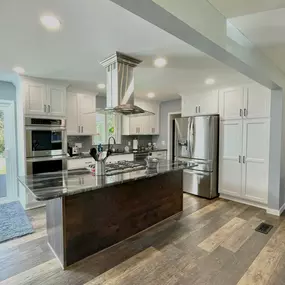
{"left": 0, "top": 201, "right": 34, "bottom": 243}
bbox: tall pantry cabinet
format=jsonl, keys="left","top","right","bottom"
{"left": 219, "top": 84, "right": 271, "bottom": 205}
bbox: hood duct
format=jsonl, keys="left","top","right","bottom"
{"left": 98, "top": 52, "right": 154, "bottom": 116}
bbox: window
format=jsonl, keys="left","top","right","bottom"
{"left": 93, "top": 113, "right": 121, "bottom": 145}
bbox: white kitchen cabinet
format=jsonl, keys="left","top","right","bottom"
{"left": 67, "top": 92, "right": 97, "bottom": 135}
{"left": 220, "top": 87, "right": 244, "bottom": 120}
{"left": 24, "top": 82, "right": 46, "bottom": 116}
{"left": 47, "top": 85, "right": 66, "bottom": 117}
{"left": 219, "top": 118, "right": 269, "bottom": 204}
{"left": 244, "top": 84, "right": 271, "bottom": 119}
{"left": 220, "top": 84, "right": 271, "bottom": 121}
{"left": 24, "top": 80, "right": 67, "bottom": 117}
{"left": 242, "top": 119, "right": 269, "bottom": 203}
{"left": 122, "top": 99, "right": 160, "bottom": 135}
{"left": 67, "top": 158, "right": 94, "bottom": 170}
{"left": 181, "top": 90, "right": 219, "bottom": 117}
{"left": 219, "top": 120, "right": 243, "bottom": 197}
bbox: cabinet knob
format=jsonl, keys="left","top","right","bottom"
{"left": 244, "top": 108, "right": 247, "bottom": 117}
{"left": 240, "top": 109, "right": 243, "bottom": 117}
{"left": 78, "top": 126, "right": 80, "bottom": 133}
{"left": 81, "top": 126, "right": 83, "bottom": 133}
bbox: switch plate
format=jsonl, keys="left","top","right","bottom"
{"left": 75, "top": 143, "right": 82, "bottom": 148}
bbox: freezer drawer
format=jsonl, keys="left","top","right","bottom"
{"left": 183, "top": 169, "right": 218, "bottom": 199}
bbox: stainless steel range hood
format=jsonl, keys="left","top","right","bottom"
{"left": 98, "top": 52, "right": 154, "bottom": 117}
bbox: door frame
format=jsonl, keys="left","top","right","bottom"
{"left": 167, "top": 112, "right": 181, "bottom": 161}
{"left": 0, "top": 100, "right": 17, "bottom": 203}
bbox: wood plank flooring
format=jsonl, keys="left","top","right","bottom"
{"left": 0, "top": 194, "right": 285, "bottom": 285}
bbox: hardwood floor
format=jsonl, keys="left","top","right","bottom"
{"left": 0, "top": 194, "right": 285, "bottom": 285}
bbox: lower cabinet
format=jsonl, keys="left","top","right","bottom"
{"left": 219, "top": 118, "right": 269, "bottom": 204}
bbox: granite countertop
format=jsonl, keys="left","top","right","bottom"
{"left": 18, "top": 160, "right": 193, "bottom": 201}
{"left": 67, "top": 149, "right": 167, "bottom": 160}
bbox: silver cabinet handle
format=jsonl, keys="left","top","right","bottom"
{"left": 238, "top": 155, "right": 241, "bottom": 163}
{"left": 81, "top": 126, "right": 83, "bottom": 133}
{"left": 78, "top": 126, "right": 80, "bottom": 133}
{"left": 48, "top": 105, "right": 51, "bottom": 113}
{"left": 195, "top": 106, "right": 197, "bottom": 113}
{"left": 199, "top": 106, "right": 201, "bottom": 113}
{"left": 44, "top": 105, "right": 47, "bottom": 113}
{"left": 240, "top": 109, "right": 242, "bottom": 117}
{"left": 243, "top": 156, "right": 246, "bottom": 163}
{"left": 244, "top": 108, "right": 247, "bottom": 117}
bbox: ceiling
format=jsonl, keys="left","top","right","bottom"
{"left": 207, "top": 0, "right": 285, "bottom": 76}
{"left": 208, "top": 0, "right": 285, "bottom": 18}
{"left": 0, "top": 0, "right": 250, "bottom": 101}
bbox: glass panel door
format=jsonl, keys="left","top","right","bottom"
{"left": 0, "top": 110, "right": 7, "bottom": 199}
{"left": 0, "top": 101, "right": 17, "bottom": 202}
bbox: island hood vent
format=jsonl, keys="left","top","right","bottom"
{"left": 98, "top": 52, "right": 154, "bottom": 117}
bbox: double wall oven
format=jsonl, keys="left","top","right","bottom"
{"left": 25, "top": 118, "right": 67, "bottom": 175}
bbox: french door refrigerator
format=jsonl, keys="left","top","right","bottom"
{"left": 175, "top": 115, "right": 219, "bottom": 199}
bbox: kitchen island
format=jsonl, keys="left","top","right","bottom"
{"left": 19, "top": 160, "right": 191, "bottom": 269}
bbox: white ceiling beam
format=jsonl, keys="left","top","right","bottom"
{"left": 110, "top": 0, "right": 285, "bottom": 89}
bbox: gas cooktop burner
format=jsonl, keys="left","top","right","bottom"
{"left": 87, "top": 160, "right": 146, "bottom": 176}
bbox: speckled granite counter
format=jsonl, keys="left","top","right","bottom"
{"left": 18, "top": 160, "right": 191, "bottom": 201}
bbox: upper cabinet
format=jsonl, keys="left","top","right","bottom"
{"left": 122, "top": 99, "right": 160, "bottom": 135}
{"left": 24, "top": 80, "right": 67, "bottom": 118}
{"left": 181, "top": 90, "right": 219, "bottom": 117}
{"left": 66, "top": 92, "right": 97, "bottom": 136}
{"left": 220, "top": 83, "right": 271, "bottom": 120}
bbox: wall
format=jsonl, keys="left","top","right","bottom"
{"left": 155, "top": 99, "right": 181, "bottom": 148}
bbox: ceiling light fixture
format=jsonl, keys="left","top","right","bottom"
{"left": 147, "top": 92, "right": 155, "bottom": 98}
{"left": 40, "top": 15, "right": 61, "bottom": 31}
{"left": 97, "top": 83, "right": 106, "bottom": 89}
{"left": 205, "top": 78, "right": 215, "bottom": 85}
{"left": 154, "top": 57, "right": 167, "bottom": 68}
{"left": 13, "top": 66, "right": 25, "bottom": 74}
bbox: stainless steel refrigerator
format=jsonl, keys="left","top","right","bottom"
{"left": 175, "top": 115, "right": 219, "bottom": 199}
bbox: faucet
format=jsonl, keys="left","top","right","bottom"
{"left": 107, "top": 136, "right": 116, "bottom": 151}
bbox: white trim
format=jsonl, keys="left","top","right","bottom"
{"left": 167, "top": 112, "right": 181, "bottom": 160}
{"left": 219, "top": 194, "right": 267, "bottom": 210}
{"left": 267, "top": 202, "right": 285, "bottom": 216}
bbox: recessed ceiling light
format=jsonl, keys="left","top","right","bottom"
{"left": 13, "top": 66, "right": 25, "bottom": 74}
{"left": 40, "top": 15, "right": 61, "bottom": 31}
{"left": 97, "top": 83, "right": 106, "bottom": 89}
{"left": 154, "top": 57, "right": 167, "bottom": 68}
{"left": 205, "top": 78, "right": 215, "bottom": 85}
{"left": 147, "top": 92, "right": 155, "bottom": 98}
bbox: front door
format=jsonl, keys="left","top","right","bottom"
{"left": 0, "top": 100, "right": 17, "bottom": 202}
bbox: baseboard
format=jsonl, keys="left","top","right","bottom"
{"left": 219, "top": 194, "right": 268, "bottom": 210}
{"left": 267, "top": 202, "right": 285, "bottom": 216}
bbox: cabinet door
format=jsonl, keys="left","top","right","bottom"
{"left": 122, "top": 116, "right": 130, "bottom": 135}
{"left": 242, "top": 119, "right": 269, "bottom": 203}
{"left": 219, "top": 120, "right": 243, "bottom": 197}
{"left": 181, "top": 94, "right": 199, "bottom": 117}
{"left": 148, "top": 101, "right": 160, "bottom": 134}
{"left": 47, "top": 86, "right": 66, "bottom": 117}
{"left": 244, "top": 84, "right": 271, "bottom": 119}
{"left": 199, "top": 90, "right": 219, "bottom": 115}
{"left": 24, "top": 82, "right": 46, "bottom": 116}
{"left": 66, "top": 92, "right": 80, "bottom": 135}
{"left": 220, "top": 87, "right": 244, "bottom": 120}
{"left": 78, "top": 93, "right": 97, "bottom": 135}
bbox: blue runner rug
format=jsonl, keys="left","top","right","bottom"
{"left": 0, "top": 201, "right": 34, "bottom": 243}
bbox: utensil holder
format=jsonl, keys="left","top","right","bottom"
{"left": 95, "top": 161, "right": 106, "bottom": 176}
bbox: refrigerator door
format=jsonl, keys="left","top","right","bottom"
{"left": 183, "top": 169, "right": 218, "bottom": 199}
{"left": 175, "top": 117, "right": 191, "bottom": 158}
{"left": 190, "top": 115, "right": 219, "bottom": 162}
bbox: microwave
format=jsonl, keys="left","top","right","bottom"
{"left": 25, "top": 118, "right": 67, "bottom": 158}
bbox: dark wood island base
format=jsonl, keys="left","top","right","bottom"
{"left": 46, "top": 170, "right": 183, "bottom": 268}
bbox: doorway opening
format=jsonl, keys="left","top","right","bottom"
{"left": 167, "top": 112, "right": 181, "bottom": 162}
{"left": 0, "top": 100, "right": 17, "bottom": 203}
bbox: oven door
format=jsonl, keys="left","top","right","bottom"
{"left": 26, "top": 126, "right": 67, "bottom": 158}
{"left": 26, "top": 155, "right": 67, "bottom": 175}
